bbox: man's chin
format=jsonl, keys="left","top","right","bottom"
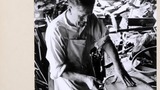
{"left": 78, "top": 22, "right": 86, "bottom": 27}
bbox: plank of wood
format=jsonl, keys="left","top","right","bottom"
{"left": 104, "top": 76, "right": 154, "bottom": 90}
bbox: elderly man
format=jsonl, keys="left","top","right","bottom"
{"left": 45, "top": 0, "right": 136, "bottom": 90}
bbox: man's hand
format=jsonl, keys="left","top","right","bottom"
{"left": 85, "top": 76, "right": 102, "bottom": 90}
{"left": 61, "top": 71, "right": 102, "bottom": 89}
{"left": 112, "top": 65, "right": 136, "bottom": 87}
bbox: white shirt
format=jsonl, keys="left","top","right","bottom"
{"left": 45, "top": 11, "right": 109, "bottom": 90}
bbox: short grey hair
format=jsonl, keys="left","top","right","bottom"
{"left": 68, "top": 0, "right": 95, "bottom": 8}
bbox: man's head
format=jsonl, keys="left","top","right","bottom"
{"left": 67, "top": 0, "right": 95, "bottom": 27}
{"left": 68, "top": 0, "right": 95, "bottom": 9}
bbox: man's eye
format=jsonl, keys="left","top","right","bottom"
{"left": 79, "top": 16, "right": 84, "bottom": 19}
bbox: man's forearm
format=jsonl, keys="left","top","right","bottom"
{"left": 103, "top": 38, "right": 136, "bottom": 86}
{"left": 61, "top": 71, "right": 87, "bottom": 82}
{"left": 102, "top": 39, "right": 122, "bottom": 67}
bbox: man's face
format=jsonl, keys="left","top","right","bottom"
{"left": 70, "top": 6, "right": 93, "bottom": 27}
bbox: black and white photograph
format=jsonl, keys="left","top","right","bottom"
{"left": 34, "top": 0, "right": 157, "bottom": 90}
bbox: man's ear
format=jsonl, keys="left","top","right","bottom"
{"left": 68, "top": 6, "right": 72, "bottom": 14}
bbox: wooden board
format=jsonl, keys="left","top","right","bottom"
{"left": 103, "top": 77, "right": 154, "bottom": 90}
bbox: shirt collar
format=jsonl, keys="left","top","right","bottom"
{"left": 63, "top": 10, "right": 87, "bottom": 34}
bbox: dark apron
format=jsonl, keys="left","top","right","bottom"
{"left": 66, "top": 38, "right": 95, "bottom": 76}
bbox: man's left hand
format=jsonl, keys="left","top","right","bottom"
{"left": 112, "top": 65, "right": 136, "bottom": 87}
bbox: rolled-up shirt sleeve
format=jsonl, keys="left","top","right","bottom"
{"left": 45, "top": 23, "right": 67, "bottom": 79}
